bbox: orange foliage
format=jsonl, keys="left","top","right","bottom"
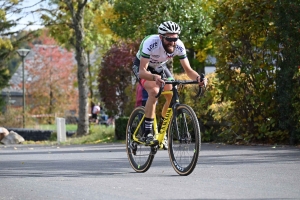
{"left": 24, "top": 32, "right": 78, "bottom": 117}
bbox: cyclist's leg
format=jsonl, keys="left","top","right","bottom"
{"left": 141, "top": 87, "right": 148, "bottom": 106}
{"left": 143, "top": 79, "right": 159, "bottom": 145}
{"left": 143, "top": 80, "right": 159, "bottom": 118}
{"left": 161, "top": 84, "right": 172, "bottom": 117}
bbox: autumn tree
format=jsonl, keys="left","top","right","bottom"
{"left": 99, "top": 40, "right": 139, "bottom": 116}
{"left": 24, "top": 34, "right": 78, "bottom": 123}
{"left": 39, "top": 0, "right": 94, "bottom": 135}
{"left": 39, "top": 0, "right": 118, "bottom": 135}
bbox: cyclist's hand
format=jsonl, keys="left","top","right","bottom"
{"left": 197, "top": 74, "right": 207, "bottom": 87}
{"left": 154, "top": 75, "right": 165, "bottom": 87}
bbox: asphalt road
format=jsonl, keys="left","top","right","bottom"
{"left": 0, "top": 143, "right": 300, "bottom": 200}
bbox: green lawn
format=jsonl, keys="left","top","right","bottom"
{"left": 28, "top": 124, "right": 78, "bottom": 132}
{"left": 23, "top": 124, "right": 119, "bottom": 145}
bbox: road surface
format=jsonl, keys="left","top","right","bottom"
{"left": 1, "top": 143, "right": 300, "bottom": 200}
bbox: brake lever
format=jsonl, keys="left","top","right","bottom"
{"left": 196, "top": 73, "right": 206, "bottom": 97}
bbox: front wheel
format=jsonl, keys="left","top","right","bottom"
{"left": 126, "top": 106, "right": 154, "bottom": 173}
{"left": 168, "top": 104, "right": 201, "bottom": 176}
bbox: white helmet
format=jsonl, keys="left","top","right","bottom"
{"left": 158, "top": 21, "right": 181, "bottom": 35}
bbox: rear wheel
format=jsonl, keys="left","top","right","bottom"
{"left": 168, "top": 104, "right": 201, "bottom": 176}
{"left": 126, "top": 106, "right": 154, "bottom": 173}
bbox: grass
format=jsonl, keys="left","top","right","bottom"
{"left": 64, "top": 125, "right": 117, "bottom": 145}
{"left": 0, "top": 111, "right": 120, "bottom": 145}
{"left": 22, "top": 124, "right": 120, "bottom": 145}
{"left": 27, "top": 124, "right": 78, "bottom": 132}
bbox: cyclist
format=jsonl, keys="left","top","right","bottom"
{"left": 133, "top": 21, "right": 206, "bottom": 146}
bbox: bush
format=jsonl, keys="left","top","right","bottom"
{"left": 0, "top": 107, "right": 23, "bottom": 128}
{"left": 115, "top": 117, "right": 128, "bottom": 140}
{"left": 292, "top": 68, "right": 300, "bottom": 142}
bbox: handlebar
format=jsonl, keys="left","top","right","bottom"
{"left": 155, "top": 73, "right": 206, "bottom": 98}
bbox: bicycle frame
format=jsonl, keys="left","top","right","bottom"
{"left": 132, "top": 84, "right": 182, "bottom": 149}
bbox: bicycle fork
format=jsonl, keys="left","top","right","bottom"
{"left": 170, "top": 103, "right": 190, "bottom": 144}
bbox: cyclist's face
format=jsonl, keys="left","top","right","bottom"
{"left": 161, "top": 33, "right": 178, "bottom": 54}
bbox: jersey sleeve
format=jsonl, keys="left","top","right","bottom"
{"left": 175, "top": 40, "right": 187, "bottom": 60}
{"left": 138, "top": 35, "right": 153, "bottom": 59}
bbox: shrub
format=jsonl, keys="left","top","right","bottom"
{"left": 115, "top": 117, "right": 128, "bottom": 140}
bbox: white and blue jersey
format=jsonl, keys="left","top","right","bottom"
{"left": 136, "top": 34, "right": 187, "bottom": 69}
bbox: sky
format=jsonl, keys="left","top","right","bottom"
{"left": 6, "top": 0, "right": 50, "bottom": 32}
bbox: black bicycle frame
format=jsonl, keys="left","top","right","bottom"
{"left": 169, "top": 84, "right": 182, "bottom": 142}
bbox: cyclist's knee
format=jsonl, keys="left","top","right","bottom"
{"left": 147, "top": 89, "right": 159, "bottom": 98}
{"left": 144, "top": 84, "right": 159, "bottom": 97}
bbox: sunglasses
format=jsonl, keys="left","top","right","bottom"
{"left": 162, "top": 35, "right": 179, "bottom": 42}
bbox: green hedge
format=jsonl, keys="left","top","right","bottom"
{"left": 115, "top": 117, "right": 129, "bottom": 140}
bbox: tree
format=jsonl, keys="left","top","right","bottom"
{"left": 63, "top": 0, "right": 89, "bottom": 135}
{"left": 23, "top": 33, "right": 78, "bottom": 123}
{"left": 275, "top": 0, "right": 300, "bottom": 144}
{"left": 210, "top": 0, "right": 290, "bottom": 144}
{"left": 40, "top": 0, "right": 93, "bottom": 135}
{"left": 87, "top": 0, "right": 118, "bottom": 101}
{"left": 99, "top": 40, "right": 139, "bottom": 116}
{"left": 40, "top": 0, "right": 116, "bottom": 135}
{"left": 0, "top": 0, "right": 39, "bottom": 89}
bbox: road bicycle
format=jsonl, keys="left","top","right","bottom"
{"left": 126, "top": 69, "right": 205, "bottom": 176}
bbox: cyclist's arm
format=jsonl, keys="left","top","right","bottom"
{"left": 180, "top": 58, "right": 205, "bottom": 86}
{"left": 139, "top": 57, "right": 160, "bottom": 81}
{"left": 180, "top": 58, "right": 200, "bottom": 80}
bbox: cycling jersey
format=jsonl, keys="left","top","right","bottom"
{"left": 136, "top": 34, "right": 187, "bottom": 69}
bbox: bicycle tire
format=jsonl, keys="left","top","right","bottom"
{"left": 168, "top": 104, "right": 201, "bottom": 176}
{"left": 126, "top": 106, "right": 155, "bottom": 173}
